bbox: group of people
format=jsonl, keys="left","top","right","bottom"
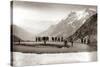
{"left": 81, "top": 36, "right": 90, "bottom": 44}
{"left": 35, "top": 37, "right": 64, "bottom": 42}
{"left": 63, "top": 36, "right": 91, "bottom": 48}
{"left": 35, "top": 36, "right": 74, "bottom": 48}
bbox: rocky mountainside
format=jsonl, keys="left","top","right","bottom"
{"left": 67, "top": 13, "right": 97, "bottom": 42}
{"left": 39, "top": 8, "right": 96, "bottom": 38}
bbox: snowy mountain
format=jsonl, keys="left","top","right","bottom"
{"left": 67, "top": 13, "right": 97, "bottom": 43}
{"left": 39, "top": 8, "right": 96, "bottom": 38}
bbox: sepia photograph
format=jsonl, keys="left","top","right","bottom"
{"left": 11, "top": 1, "right": 97, "bottom": 67}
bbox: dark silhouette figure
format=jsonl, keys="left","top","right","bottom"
{"left": 57, "top": 37, "right": 60, "bottom": 42}
{"left": 37, "top": 37, "right": 41, "bottom": 42}
{"left": 42, "top": 37, "right": 49, "bottom": 45}
{"left": 55, "top": 37, "right": 57, "bottom": 42}
{"left": 64, "top": 40, "right": 67, "bottom": 47}
{"left": 36, "top": 37, "right": 38, "bottom": 42}
{"left": 19, "top": 40, "right": 20, "bottom": 45}
{"left": 81, "top": 38, "right": 83, "bottom": 43}
{"left": 61, "top": 37, "right": 64, "bottom": 42}
{"left": 52, "top": 37, "right": 54, "bottom": 42}
{"left": 64, "top": 40, "right": 70, "bottom": 48}
{"left": 70, "top": 38, "right": 73, "bottom": 47}
{"left": 84, "top": 38, "right": 86, "bottom": 44}
{"left": 87, "top": 38, "right": 90, "bottom": 45}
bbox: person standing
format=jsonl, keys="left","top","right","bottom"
{"left": 81, "top": 38, "right": 83, "bottom": 43}
{"left": 70, "top": 38, "right": 73, "bottom": 47}
{"left": 64, "top": 40, "right": 67, "bottom": 47}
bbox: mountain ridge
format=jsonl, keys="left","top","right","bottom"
{"left": 39, "top": 8, "right": 96, "bottom": 38}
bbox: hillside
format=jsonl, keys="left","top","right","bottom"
{"left": 67, "top": 13, "right": 97, "bottom": 43}
{"left": 12, "top": 25, "right": 35, "bottom": 40}
{"left": 12, "top": 35, "right": 23, "bottom": 42}
{"left": 39, "top": 8, "right": 96, "bottom": 38}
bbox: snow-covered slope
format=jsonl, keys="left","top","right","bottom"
{"left": 39, "top": 8, "right": 96, "bottom": 38}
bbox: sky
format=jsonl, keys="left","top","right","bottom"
{"left": 12, "top": 1, "right": 97, "bottom": 35}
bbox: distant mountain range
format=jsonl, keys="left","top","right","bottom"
{"left": 12, "top": 8, "right": 97, "bottom": 41}
{"left": 12, "top": 35, "right": 23, "bottom": 42}
{"left": 11, "top": 25, "right": 35, "bottom": 41}
{"left": 39, "top": 8, "right": 96, "bottom": 39}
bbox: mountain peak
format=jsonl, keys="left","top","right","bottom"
{"left": 39, "top": 8, "right": 97, "bottom": 38}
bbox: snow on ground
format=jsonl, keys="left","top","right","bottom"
{"left": 12, "top": 51, "right": 97, "bottom": 67}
